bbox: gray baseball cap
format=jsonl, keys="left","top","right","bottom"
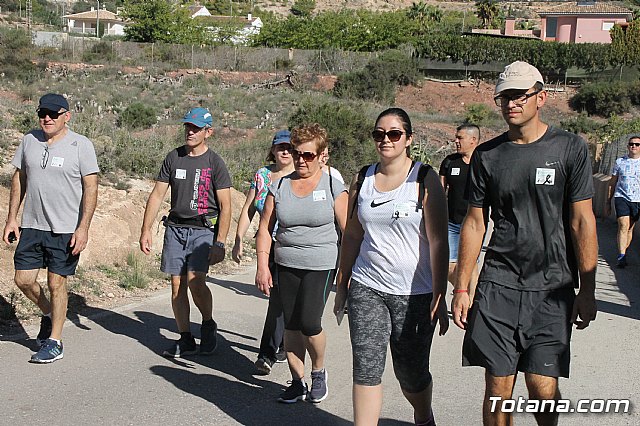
{"left": 494, "top": 61, "right": 544, "bottom": 95}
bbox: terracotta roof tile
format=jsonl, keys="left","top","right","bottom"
{"left": 63, "top": 10, "right": 122, "bottom": 21}
{"left": 539, "top": 2, "right": 632, "bottom": 16}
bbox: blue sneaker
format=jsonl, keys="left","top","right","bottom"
{"left": 308, "top": 369, "right": 328, "bottom": 403}
{"left": 30, "top": 339, "right": 63, "bottom": 364}
{"left": 617, "top": 254, "right": 627, "bottom": 268}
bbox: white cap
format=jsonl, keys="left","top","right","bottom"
{"left": 494, "top": 61, "right": 544, "bottom": 95}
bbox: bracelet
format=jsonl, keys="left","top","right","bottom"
{"left": 452, "top": 289, "right": 469, "bottom": 294}
{"left": 257, "top": 251, "right": 270, "bottom": 255}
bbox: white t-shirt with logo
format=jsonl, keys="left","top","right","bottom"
{"left": 612, "top": 156, "right": 640, "bottom": 202}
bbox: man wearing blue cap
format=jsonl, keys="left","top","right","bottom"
{"left": 140, "top": 107, "right": 232, "bottom": 357}
{"left": 3, "top": 93, "right": 99, "bottom": 364}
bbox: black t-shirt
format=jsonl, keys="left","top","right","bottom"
{"left": 157, "top": 146, "right": 232, "bottom": 221}
{"left": 439, "top": 153, "right": 470, "bottom": 224}
{"left": 468, "top": 126, "right": 594, "bottom": 290}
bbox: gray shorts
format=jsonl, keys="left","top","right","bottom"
{"left": 348, "top": 280, "right": 435, "bottom": 393}
{"left": 463, "top": 281, "right": 575, "bottom": 378}
{"left": 160, "top": 226, "right": 214, "bottom": 276}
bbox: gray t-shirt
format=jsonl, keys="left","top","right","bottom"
{"left": 11, "top": 129, "right": 99, "bottom": 233}
{"left": 270, "top": 172, "right": 346, "bottom": 270}
{"left": 157, "top": 146, "right": 232, "bottom": 221}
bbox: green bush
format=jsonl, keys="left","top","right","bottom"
{"left": 82, "top": 41, "right": 116, "bottom": 64}
{"left": 0, "top": 28, "right": 40, "bottom": 80}
{"left": 117, "top": 102, "right": 157, "bottom": 129}
{"left": 570, "top": 81, "right": 636, "bottom": 117}
{"left": 464, "top": 103, "right": 499, "bottom": 127}
{"left": 561, "top": 113, "right": 603, "bottom": 135}
{"left": 288, "top": 99, "right": 377, "bottom": 179}
{"left": 333, "top": 50, "right": 421, "bottom": 104}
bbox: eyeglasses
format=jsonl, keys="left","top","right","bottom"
{"left": 291, "top": 150, "right": 318, "bottom": 162}
{"left": 629, "top": 143, "right": 640, "bottom": 147}
{"left": 371, "top": 129, "right": 405, "bottom": 143}
{"left": 41, "top": 146, "right": 49, "bottom": 169}
{"left": 37, "top": 109, "right": 65, "bottom": 119}
{"left": 274, "top": 144, "right": 292, "bottom": 152}
{"left": 494, "top": 90, "right": 541, "bottom": 107}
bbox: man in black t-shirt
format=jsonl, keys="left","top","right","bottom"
{"left": 139, "top": 107, "right": 232, "bottom": 358}
{"left": 439, "top": 124, "right": 480, "bottom": 300}
{"left": 452, "top": 62, "right": 598, "bottom": 426}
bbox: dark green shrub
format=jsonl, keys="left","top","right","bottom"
{"left": 570, "top": 81, "right": 632, "bottom": 117}
{"left": 82, "top": 41, "right": 116, "bottom": 64}
{"left": 463, "top": 103, "right": 499, "bottom": 127}
{"left": 561, "top": 113, "right": 603, "bottom": 135}
{"left": 117, "top": 102, "right": 157, "bottom": 129}
{"left": 333, "top": 50, "right": 420, "bottom": 104}
{"left": 0, "top": 28, "right": 39, "bottom": 80}
{"left": 288, "top": 99, "right": 377, "bottom": 178}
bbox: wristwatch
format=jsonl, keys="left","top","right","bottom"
{"left": 213, "top": 241, "right": 225, "bottom": 249}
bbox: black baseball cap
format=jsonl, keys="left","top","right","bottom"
{"left": 38, "top": 93, "right": 69, "bottom": 112}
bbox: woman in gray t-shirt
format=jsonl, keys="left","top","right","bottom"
{"left": 255, "top": 124, "right": 348, "bottom": 404}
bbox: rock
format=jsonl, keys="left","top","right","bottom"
{"left": 107, "top": 293, "right": 115, "bottom": 298}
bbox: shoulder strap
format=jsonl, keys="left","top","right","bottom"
{"left": 349, "top": 165, "right": 371, "bottom": 219}
{"left": 417, "top": 163, "right": 432, "bottom": 210}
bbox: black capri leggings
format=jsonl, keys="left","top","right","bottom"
{"left": 277, "top": 264, "right": 335, "bottom": 336}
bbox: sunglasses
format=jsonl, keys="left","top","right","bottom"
{"left": 629, "top": 143, "right": 640, "bottom": 147}
{"left": 37, "top": 109, "right": 65, "bottom": 119}
{"left": 291, "top": 150, "right": 318, "bottom": 162}
{"left": 372, "top": 129, "right": 405, "bottom": 143}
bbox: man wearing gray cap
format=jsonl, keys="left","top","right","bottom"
{"left": 452, "top": 62, "right": 598, "bottom": 425}
{"left": 140, "top": 107, "right": 231, "bottom": 358}
{"left": 3, "top": 93, "right": 99, "bottom": 364}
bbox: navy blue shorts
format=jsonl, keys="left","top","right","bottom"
{"left": 14, "top": 228, "right": 80, "bottom": 276}
{"left": 614, "top": 197, "right": 640, "bottom": 222}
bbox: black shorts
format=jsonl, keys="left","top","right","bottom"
{"left": 614, "top": 197, "right": 640, "bottom": 222}
{"left": 14, "top": 228, "right": 80, "bottom": 276}
{"left": 277, "top": 265, "right": 335, "bottom": 337}
{"left": 462, "top": 281, "right": 575, "bottom": 378}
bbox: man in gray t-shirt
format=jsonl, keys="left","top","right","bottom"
{"left": 3, "top": 93, "right": 99, "bottom": 364}
{"left": 139, "top": 107, "right": 232, "bottom": 358}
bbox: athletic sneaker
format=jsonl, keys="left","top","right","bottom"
{"left": 200, "top": 320, "right": 218, "bottom": 355}
{"left": 36, "top": 315, "right": 52, "bottom": 346}
{"left": 255, "top": 355, "right": 275, "bottom": 375}
{"left": 617, "top": 254, "right": 627, "bottom": 268}
{"left": 162, "top": 334, "right": 197, "bottom": 358}
{"left": 308, "top": 369, "right": 328, "bottom": 403}
{"left": 275, "top": 348, "right": 287, "bottom": 363}
{"left": 278, "top": 379, "right": 307, "bottom": 403}
{"left": 29, "top": 339, "right": 63, "bottom": 364}
{"left": 415, "top": 409, "right": 436, "bottom": 426}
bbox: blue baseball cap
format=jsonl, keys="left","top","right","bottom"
{"left": 181, "top": 107, "right": 213, "bottom": 128}
{"left": 272, "top": 129, "right": 291, "bottom": 145}
{"left": 38, "top": 93, "right": 69, "bottom": 112}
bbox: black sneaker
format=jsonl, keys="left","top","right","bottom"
{"left": 308, "top": 369, "right": 328, "bottom": 403}
{"left": 29, "top": 339, "right": 63, "bottom": 364}
{"left": 617, "top": 254, "right": 627, "bottom": 268}
{"left": 36, "top": 316, "right": 52, "bottom": 346}
{"left": 275, "top": 348, "right": 287, "bottom": 363}
{"left": 162, "top": 334, "right": 197, "bottom": 358}
{"left": 255, "top": 356, "right": 276, "bottom": 375}
{"left": 200, "top": 320, "right": 218, "bottom": 355}
{"left": 278, "top": 379, "right": 307, "bottom": 403}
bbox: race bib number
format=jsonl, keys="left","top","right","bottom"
{"left": 50, "top": 157, "right": 64, "bottom": 168}
{"left": 393, "top": 202, "right": 413, "bottom": 218}
{"left": 535, "top": 168, "right": 555, "bottom": 185}
{"left": 313, "top": 190, "right": 327, "bottom": 202}
{"left": 451, "top": 167, "right": 461, "bottom": 176}
{"left": 175, "top": 169, "right": 187, "bottom": 180}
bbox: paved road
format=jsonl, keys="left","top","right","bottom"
{"left": 0, "top": 219, "right": 638, "bottom": 425}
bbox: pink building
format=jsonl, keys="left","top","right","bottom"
{"left": 538, "top": 1, "right": 632, "bottom": 44}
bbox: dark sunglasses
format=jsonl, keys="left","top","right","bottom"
{"left": 371, "top": 129, "right": 405, "bottom": 143}
{"left": 291, "top": 150, "right": 318, "bottom": 162}
{"left": 629, "top": 143, "right": 640, "bottom": 147}
{"left": 274, "top": 144, "right": 292, "bottom": 152}
{"left": 37, "top": 109, "right": 65, "bottom": 119}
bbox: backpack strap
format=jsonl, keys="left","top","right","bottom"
{"left": 349, "top": 164, "right": 371, "bottom": 219}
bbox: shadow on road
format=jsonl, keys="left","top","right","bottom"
{"left": 594, "top": 219, "right": 640, "bottom": 320}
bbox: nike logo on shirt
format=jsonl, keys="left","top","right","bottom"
{"left": 370, "top": 199, "right": 393, "bottom": 208}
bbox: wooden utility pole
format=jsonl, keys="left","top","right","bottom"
{"left": 26, "top": 0, "right": 32, "bottom": 33}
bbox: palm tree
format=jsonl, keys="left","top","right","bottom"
{"left": 408, "top": 1, "right": 442, "bottom": 32}
{"left": 475, "top": 0, "right": 499, "bottom": 29}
